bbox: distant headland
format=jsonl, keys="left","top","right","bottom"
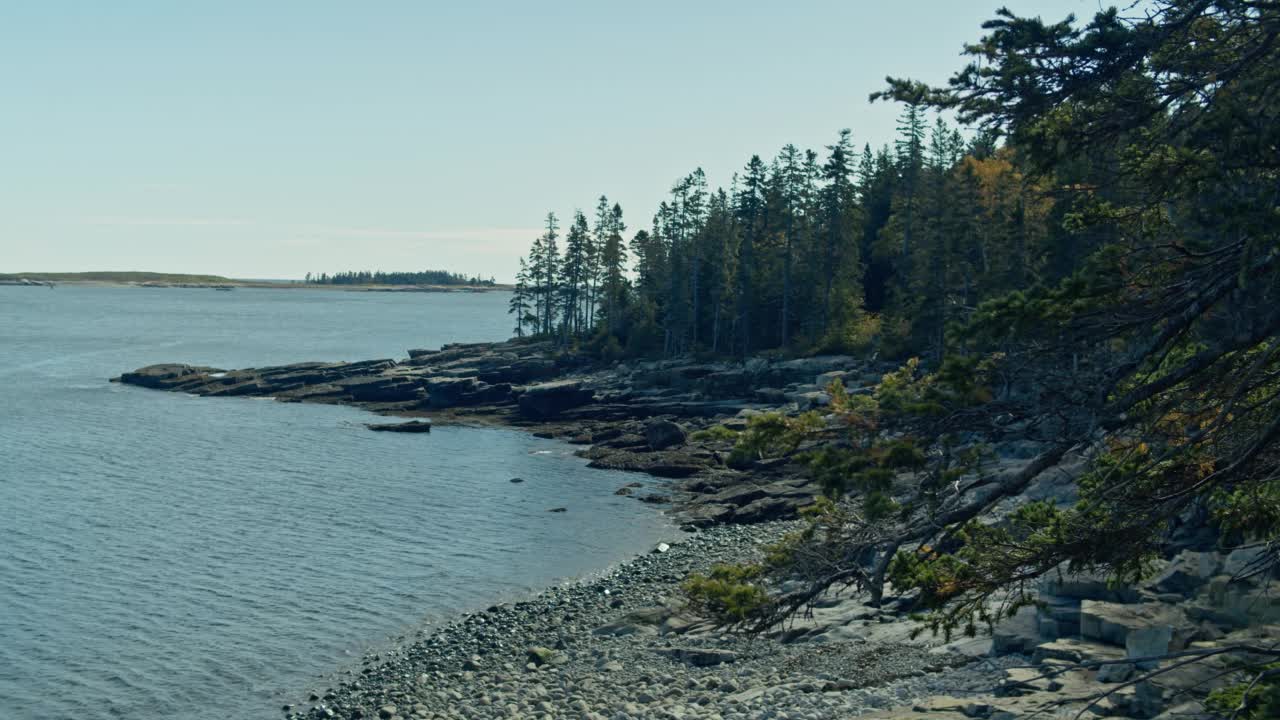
{"left": 0, "top": 271, "right": 510, "bottom": 292}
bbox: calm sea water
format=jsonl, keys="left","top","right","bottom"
{"left": 0, "top": 285, "right": 675, "bottom": 720}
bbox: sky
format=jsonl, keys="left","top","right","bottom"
{"left": 1, "top": 0, "right": 1104, "bottom": 282}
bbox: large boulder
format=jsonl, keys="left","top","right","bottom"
{"left": 645, "top": 418, "right": 688, "bottom": 450}
{"left": 1150, "top": 550, "right": 1222, "bottom": 596}
{"left": 732, "top": 495, "right": 810, "bottom": 523}
{"left": 680, "top": 503, "right": 735, "bottom": 527}
{"left": 517, "top": 380, "right": 595, "bottom": 418}
{"left": 1079, "top": 601, "right": 1195, "bottom": 651}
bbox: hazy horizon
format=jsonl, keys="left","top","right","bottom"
{"left": 4, "top": 0, "right": 1099, "bottom": 283}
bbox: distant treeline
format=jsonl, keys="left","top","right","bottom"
{"left": 305, "top": 270, "right": 496, "bottom": 286}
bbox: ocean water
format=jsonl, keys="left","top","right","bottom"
{"left": 0, "top": 285, "right": 676, "bottom": 719}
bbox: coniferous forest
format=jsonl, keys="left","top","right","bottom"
{"left": 508, "top": 89, "right": 1061, "bottom": 363}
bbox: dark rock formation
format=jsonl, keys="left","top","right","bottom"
{"left": 118, "top": 363, "right": 223, "bottom": 389}
{"left": 517, "top": 380, "right": 595, "bottom": 419}
{"left": 116, "top": 338, "right": 885, "bottom": 527}
{"left": 367, "top": 420, "right": 432, "bottom": 433}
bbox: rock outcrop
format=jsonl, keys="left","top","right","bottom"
{"left": 115, "top": 339, "right": 895, "bottom": 528}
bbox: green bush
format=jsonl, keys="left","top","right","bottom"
{"left": 683, "top": 564, "right": 768, "bottom": 623}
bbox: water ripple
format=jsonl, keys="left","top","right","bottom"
{"left": 0, "top": 286, "right": 676, "bottom": 720}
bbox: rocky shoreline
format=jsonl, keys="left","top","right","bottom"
{"left": 116, "top": 339, "right": 1280, "bottom": 719}
{"left": 115, "top": 338, "right": 879, "bottom": 528}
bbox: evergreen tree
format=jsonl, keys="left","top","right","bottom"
{"left": 598, "top": 203, "right": 628, "bottom": 336}
{"left": 530, "top": 213, "right": 560, "bottom": 336}
{"left": 817, "top": 129, "right": 860, "bottom": 342}
{"left": 734, "top": 156, "right": 767, "bottom": 356}
{"left": 508, "top": 258, "right": 533, "bottom": 337}
{"left": 587, "top": 195, "right": 611, "bottom": 329}
{"left": 558, "top": 211, "right": 591, "bottom": 337}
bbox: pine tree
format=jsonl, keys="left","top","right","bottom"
{"left": 588, "top": 195, "right": 610, "bottom": 329}
{"left": 818, "top": 129, "right": 859, "bottom": 339}
{"left": 559, "top": 211, "right": 591, "bottom": 338}
{"left": 532, "top": 213, "right": 560, "bottom": 336}
{"left": 598, "top": 203, "right": 628, "bottom": 336}
{"left": 893, "top": 99, "right": 926, "bottom": 261}
{"left": 734, "top": 155, "right": 767, "bottom": 356}
{"left": 508, "top": 258, "right": 533, "bottom": 337}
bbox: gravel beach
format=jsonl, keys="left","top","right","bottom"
{"left": 285, "top": 520, "right": 1011, "bottom": 720}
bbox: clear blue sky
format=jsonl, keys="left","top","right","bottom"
{"left": 2, "top": 1, "right": 1100, "bottom": 282}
